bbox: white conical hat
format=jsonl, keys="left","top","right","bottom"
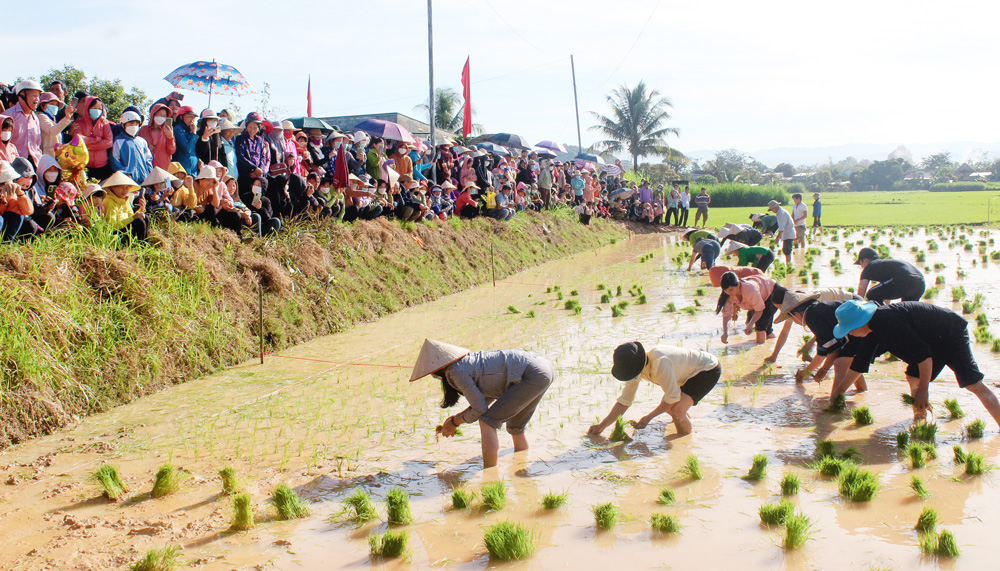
{"left": 773, "top": 291, "right": 822, "bottom": 324}
{"left": 140, "top": 166, "right": 178, "bottom": 187}
{"left": 101, "top": 171, "right": 140, "bottom": 192}
{"left": 725, "top": 240, "right": 747, "bottom": 255}
{"left": 409, "top": 339, "right": 470, "bottom": 382}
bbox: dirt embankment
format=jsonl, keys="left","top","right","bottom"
{"left": 0, "top": 211, "right": 623, "bottom": 449}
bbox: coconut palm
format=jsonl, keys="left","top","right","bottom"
{"left": 413, "top": 88, "right": 482, "bottom": 135}
{"left": 589, "top": 81, "right": 679, "bottom": 172}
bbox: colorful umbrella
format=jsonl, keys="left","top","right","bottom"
{"left": 533, "top": 147, "right": 557, "bottom": 158}
{"left": 486, "top": 132, "right": 530, "bottom": 150}
{"left": 164, "top": 60, "right": 253, "bottom": 108}
{"left": 535, "top": 140, "right": 568, "bottom": 153}
{"left": 353, "top": 118, "right": 416, "bottom": 143}
{"left": 283, "top": 117, "right": 335, "bottom": 132}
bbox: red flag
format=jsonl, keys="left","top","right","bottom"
{"left": 461, "top": 57, "right": 472, "bottom": 137}
{"left": 307, "top": 75, "right": 313, "bottom": 117}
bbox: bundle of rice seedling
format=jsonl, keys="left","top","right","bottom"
{"left": 483, "top": 521, "right": 537, "bottom": 561}
{"left": 270, "top": 484, "right": 310, "bottom": 520}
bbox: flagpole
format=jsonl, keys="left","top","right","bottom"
{"left": 427, "top": 0, "right": 437, "bottom": 183}
{"left": 571, "top": 55, "right": 582, "bottom": 157}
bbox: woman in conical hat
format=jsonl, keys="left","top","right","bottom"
{"left": 410, "top": 339, "right": 554, "bottom": 469}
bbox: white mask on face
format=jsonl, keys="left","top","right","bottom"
{"left": 334, "top": 141, "right": 342, "bottom": 149}
{"left": 154, "top": 116, "right": 166, "bottom": 126}
{"left": 125, "top": 124, "right": 139, "bottom": 137}
{"left": 44, "top": 171, "right": 59, "bottom": 183}
{"left": 207, "top": 120, "right": 218, "bottom": 129}
{"left": 0, "top": 131, "right": 10, "bottom": 142}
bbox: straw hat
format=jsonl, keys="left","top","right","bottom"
{"left": 717, "top": 223, "right": 740, "bottom": 239}
{"left": 462, "top": 182, "right": 479, "bottom": 191}
{"left": 82, "top": 183, "right": 105, "bottom": 200}
{"left": 195, "top": 166, "right": 218, "bottom": 181}
{"left": 409, "top": 339, "right": 470, "bottom": 382}
{"left": 140, "top": 167, "right": 178, "bottom": 187}
{"left": 281, "top": 120, "right": 296, "bottom": 131}
{"left": 219, "top": 118, "right": 242, "bottom": 132}
{"left": 725, "top": 241, "right": 747, "bottom": 255}
{"left": 440, "top": 181, "right": 457, "bottom": 191}
{"left": 101, "top": 171, "right": 140, "bottom": 192}
{"left": 773, "top": 291, "right": 822, "bottom": 324}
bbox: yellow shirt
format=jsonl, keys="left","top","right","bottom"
{"left": 172, "top": 185, "right": 198, "bottom": 209}
{"left": 616, "top": 346, "right": 719, "bottom": 406}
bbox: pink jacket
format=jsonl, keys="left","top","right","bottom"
{"left": 68, "top": 96, "right": 113, "bottom": 168}
{"left": 722, "top": 274, "right": 776, "bottom": 320}
{"left": 137, "top": 103, "right": 177, "bottom": 171}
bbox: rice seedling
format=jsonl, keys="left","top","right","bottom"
{"left": 694, "top": 298, "right": 702, "bottom": 307}
{"left": 841, "top": 446, "right": 863, "bottom": 463}
{"left": 743, "top": 454, "right": 768, "bottom": 481}
{"left": 814, "top": 440, "right": 837, "bottom": 459}
{"left": 952, "top": 286, "right": 966, "bottom": 302}
{"left": 783, "top": 513, "right": 813, "bottom": 549}
{"left": 953, "top": 445, "right": 968, "bottom": 464}
{"left": 231, "top": 492, "right": 254, "bottom": 531}
{"left": 609, "top": 415, "right": 631, "bottom": 442}
{"left": 650, "top": 513, "right": 681, "bottom": 533}
{"left": 680, "top": 455, "right": 703, "bottom": 480}
{"left": 151, "top": 464, "right": 187, "bottom": 499}
{"left": 992, "top": 338, "right": 1000, "bottom": 353}
{"left": 965, "top": 418, "right": 986, "bottom": 439}
{"left": 838, "top": 466, "right": 879, "bottom": 501}
{"left": 91, "top": 464, "right": 128, "bottom": 500}
{"left": 600, "top": 293, "right": 612, "bottom": 304}
{"left": 570, "top": 289, "right": 579, "bottom": 296}
{"left": 541, "top": 491, "right": 568, "bottom": 509}
{"left": 481, "top": 481, "right": 507, "bottom": 511}
{"left": 369, "top": 530, "right": 409, "bottom": 559}
{"left": 564, "top": 299, "right": 581, "bottom": 311}
{"left": 924, "top": 286, "right": 939, "bottom": 299}
{"left": 344, "top": 489, "right": 378, "bottom": 523}
{"left": 919, "top": 441, "right": 938, "bottom": 459}
{"left": 451, "top": 487, "right": 476, "bottom": 509}
{"left": 907, "top": 444, "right": 927, "bottom": 469}
{"left": 525, "top": 310, "right": 536, "bottom": 318}
{"left": 557, "top": 292, "right": 564, "bottom": 300}
{"left": 695, "top": 288, "right": 706, "bottom": 296}
{"left": 915, "top": 506, "right": 938, "bottom": 533}
{"left": 974, "top": 326, "right": 993, "bottom": 343}
{"left": 681, "top": 306, "right": 697, "bottom": 316}
{"left": 591, "top": 502, "right": 619, "bottom": 530}
{"left": 825, "top": 394, "right": 847, "bottom": 413}
{"left": 219, "top": 466, "right": 239, "bottom": 495}
{"left": 506, "top": 305, "right": 520, "bottom": 314}
{"left": 483, "top": 521, "right": 537, "bottom": 561}
{"left": 910, "top": 421, "right": 937, "bottom": 442}
{"left": 385, "top": 487, "right": 413, "bottom": 525}
{"left": 611, "top": 305, "right": 624, "bottom": 318}
{"left": 271, "top": 483, "right": 310, "bottom": 520}
{"left": 817, "top": 456, "right": 848, "bottom": 477}
{"left": 656, "top": 487, "right": 676, "bottom": 504}
{"left": 936, "top": 529, "right": 960, "bottom": 558}
{"left": 616, "top": 285, "right": 623, "bottom": 296}
{"left": 911, "top": 475, "right": 930, "bottom": 499}
{"left": 976, "top": 313, "right": 990, "bottom": 328}
{"left": 965, "top": 452, "right": 991, "bottom": 475}
{"left": 780, "top": 472, "right": 800, "bottom": 495}
{"left": 901, "top": 393, "right": 915, "bottom": 406}
{"left": 664, "top": 302, "right": 677, "bottom": 313}
{"left": 759, "top": 499, "right": 794, "bottom": 525}
{"left": 129, "top": 544, "right": 181, "bottom": 571}
{"left": 637, "top": 294, "right": 648, "bottom": 305}
{"left": 597, "top": 283, "right": 606, "bottom": 290}
{"left": 852, "top": 406, "right": 874, "bottom": 426}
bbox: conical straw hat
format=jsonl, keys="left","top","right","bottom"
{"left": 100, "top": 171, "right": 140, "bottom": 192}
{"left": 773, "top": 291, "right": 822, "bottom": 324}
{"left": 724, "top": 240, "right": 747, "bottom": 255}
{"left": 140, "top": 166, "right": 178, "bottom": 187}
{"left": 409, "top": 339, "right": 470, "bottom": 382}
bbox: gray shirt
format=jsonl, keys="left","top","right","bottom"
{"left": 445, "top": 350, "right": 538, "bottom": 423}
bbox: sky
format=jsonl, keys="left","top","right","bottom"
{"left": 6, "top": 0, "right": 1000, "bottom": 165}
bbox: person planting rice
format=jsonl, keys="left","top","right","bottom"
{"left": 716, "top": 271, "right": 784, "bottom": 344}
{"left": 750, "top": 212, "right": 778, "bottom": 236}
{"left": 853, "top": 247, "right": 926, "bottom": 303}
{"left": 718, "top": 222, "right": 763, "bottom": 247}
{"left": 588, "top": 342, "right": 720, "bottom": 437}
{"left": 724, "top": 241, "right": 775, "bottom": 272}
{"left": 682, "top": 228, "right": 718, "bottom": 247}
{"left": 767, "top": 200, "right": 796, "bottom": 265}
{"left": 687, "top": 237, "right": 722, "bottom": 270}
{"left": 708, "top": 264, "right": 763, "bottom": 287}
{"left": 831, "top": 300, "right": 1000, "bottom": 425}
{"left": 409, "top": 339, "right": 554, "bottom": 469}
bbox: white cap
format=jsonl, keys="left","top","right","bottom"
{"left": 120, "top": 110, "right": 142, "bottom": 124}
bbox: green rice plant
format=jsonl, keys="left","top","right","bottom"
{"left": 910, "top": 421, "right": 937, "bottom": 442}
{"left": 780, "top": 472, "right": 800, "bottom": 495}
{"left": 616, "top": 285, "right": 623, "bottom": 296}
{"left": 943, "top": 398, "right": 965, "bottom": 419}
{"left": 907, "top": 444, "right": 927, "bottom": 469}
{"left": 841, "top": 446, "right": 863, "bottom": 463}
{"left": 759, "top": 499, "right": 794, "bottom": 525}
{"left": 965, "top": 452, "right": 991, "bottom": 475}
{"left": 680, "top": 455, "right": 702, "bottom": 480}
{"left": 743, "top": 454, "right": 768, "bottom": 481}
{"left": 369, "top": 530, "right": 409, "bottom": 559}
{"left": 597, "top": 283, "right": 605, "bottom": 290}
{"left": 611, "top": 305, "right": 624, "bottom": 318}
{"left": 609, "top": 415, "right": 631, "bottom": 442}
{"left": 783, "top": 513, "right": 813, "bottom": 549}
{"left": 617, "top": 300, "right": 630, "bottom": 309}
{"left": 693, "top": 298, "right": 702, "bottom": 307}
{"left": 936, "top": 529, "right": 960, "bottom": 558}
{"left": 664, "top": 302, "right": 677, "bottom": 313}
{"left": 901, "top": 393, "right": 915, "bottom": 406}
{"left": 386, "top": 487, "right": 413, "bottom": 525}
{"left": 918, "top": 442, "right": 937, "bottom": 460}
{"left": 219, "top": 466, "right": 239, "bottom": 496}
{"left": 992, "top": 338, "right": 1000, "bottom": 353}
{"left": 541, "top": 491, "right": 568, "bottom": 509}
{"left": 506, "top": 305, "right": 520, "bottom": 314}
{"left": 563, "top": 299, "right": 580, "bottom": 311}
{"left": 344, "top": 489, "right": 378, "bottom": 523}
{"left": 977, "top": 313, "right": 990, "bottom": 328}
{"left": 814, "top": 440, "right": 837, "bottom": 459}
{"left": 557, "top": 292, "right": 564, "bottom": 300}
{"left": 271, "top": 483, "right": 310, "bottom": 520}
{"left": 570, "top": 289, "right": 579, "bottom": 296}
{"left": 951, "top": 286, "right": 966, "bottom": 302}
{"left": 231, "top": 492, "right": 254, "bottom": 531}
{"left": 650, "top": 513, "right": 681, "bottom": 533}
{"left": 681, "top": 306, "right": 697, "bottom": 316}
{"left": 953, "top": 445, "right": 968, "bottom": 464}
{"left": 600, "top": 293, "right": 612, "bottom": 304}
{"left": 481, "top": 481, "right": 507, "bottom": 511}
{"left": 911, "top": 475, "right": 930, "bottom": 499}
{"left": 838, "top": 466, "right": 879, "bottom": 502}
{"left": 825, "top": 394, "right": 847, "bottom": 413}
{"left": 916, "top": 251, "right": 927, "bottom": 263}
{"left": 451, "top": 487, "right": 476, "bottom": 509}
{"left": 91, "top": 464, "right": 128, "bottom": 500}
{"left": 896, "top": 431, "right": 910, "bottom": 449}
{"left": 591, "top": 502, "right": 619, "bottom": 530}
{"left": 974, "top": 326, "right": 992, "bottom": 344}
{"left": 656, "top": 487, "right": 675, "bottom": 504}
{"left": 525, "top": 310, "right": 536, "bottom": 318}
{"left": 915, "top": 506, "right": 938, "bottom": 533}
{"left": 924, "top": 286, "right": 939, "bottom": 299}
{"left": 151, "top": 464, "right": 187, "bottom": 499}
{"left": 852, "top": 406, "right": 874, "bottom": 426}
{"left": 965, "top": 418, "right": 986, "bottom": 439}
{"left": 637, "top": 294, "right": 648, "bottom": 305}
{"left": 483, "top": 521, "right": 537, "bottom": 561}
{"left": 129, "top": 544, "right": 181, "bottom": 571}
{"left": 816, "top": 456, "right": 848, "bottom": 477}
{"left": 695, "top": 288, "right": 706, "bottom": 296}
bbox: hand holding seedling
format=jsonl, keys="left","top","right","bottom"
{"left": 587, "top": 423, "right": 605, "bottom": 436}
{"left": 439, "top": 415, "right": 461, "bottom": 437}
{"left": 630, "top": 418, "right": 649, "bottom": 430}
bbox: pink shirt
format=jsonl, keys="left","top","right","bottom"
{"left": 722, "top": 274, "right": 776, "bottom": 319}
{"left": 1, "top": 103, "right": 41, "bottom": 165}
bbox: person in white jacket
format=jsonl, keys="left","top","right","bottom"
{"left": 768, "top": 199, "right": 796, "bottom": 264}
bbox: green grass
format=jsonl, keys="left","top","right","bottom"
{"left": 852, "top": 406, "right": 874, "bottom": 425}
{"left": 943, "top": 398, "right": 965, "bottom": 419}
{"left": 219, "top": 466, "right": 238, "bottom": 496}
{"left": 151, "top": 464, "right": 187, "bottom": 499}
{"left": 680, "top": 455, "right": 703, "bottom": 480}
{"left": 270, "top": 483, "right": 310, "bottom": 520}
{"left": 921, "top": 529, "right": 960, "bottom": 558}
{"left": 814, "top": 440, "right": 837, "bottom": 459}
{"left": 650, "top": 513, "right": 681, "bottom": 533}
{"left": 965, "top": 452, "right": 991, "bottom": 475}
{"left": 783, "top": 513, "right": 813, "bottom": 550}
{"left": 609, "top": 415, "right": 631, "bottom": 442}
{"left": 911, "top": 475, "right": 930, "bottom": 499}
{"left": 743, "top": 454, "right": 768, "bottom": 481}
{"left": 759, "top": 499, "right": 794, "bottom": 525}
{"left": 231, "top": 492, "right": 254, "bottom": 531}
{"left": 907, "top": 444, "right": 928, "bottom": 469}
{"left": 896, "top": 431, "right": 910, "bottom": 449}
{"left": 839, "top": 466, "right": 880, "bottom": 501}
{"left": 506, "top": 305, "right": 520, "bottom": 314}
{"left": 953, "top": 445, "right": 968, "bottom": 464}
{"left": 817, "top": 456, "right": 849, "bottom": 477}
{"left": 386, "top": 487, "right": 413, "bottom": 525}
{"left": 915, "top": 506, "right": 938, "bottom": 533}
{"left": 780, "top": 472, "right": 801, "bottom": 495}
{"left": 129, "top": 544, "right": 181, "bottom": 571}
{"left": 592, "top": 502, "right": 620, "bottom": 530}
{"left": 910, "top": 421, "right": 938, "bottom": 442}
{"left": 657, "top": 487, "right": 676, "bottom": 504}
{"left": 451, "top": 487, "right": 476, "bottom": 509}
{"left": 825, "top": 394, "right": 847, "bottom": 413}
{"left": 965, "top": 418, "right": 986, "bottom": 439}
{"left": 344, "top": 489, "right": 378, "bottom": 523}
{"left": 681, "top": 305, "right": 698, "bottom": 316}
{"left": 481, "top": 481, "right": 507, "bottom": 511}
{"left": 369, "top": 530, "right": 409, "bottom": 559}
{"left": 541, "top": 491, "right": 568, "bottom": 509}
{"left": 483, "top": 521, "right": 537, "bottom": 561}
{"left": 901, "top": 393, "right": 915, "bottom": 406}
{"left": 91, "top": 464, "right": 128, "bottom": 500}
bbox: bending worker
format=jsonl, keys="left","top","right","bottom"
{"left": 588, "top": 342, "right": 721, "bottom": 437}
{"left": 831, "top": 301, "right": 1000, "bottom": 426}
{"left": 854, "top": 247, "right": 925, "bottom": 303}
{"left": 718, "top": 222, "right": 763, "bottom": 247}
{"left": 687, "top": 237, "right": 722, "bottom": 270}
{"left": 716, "top": 270, "right": 784, "bottom": 344}
{"left": 764, "top": 287, "right": 858, "bottom": 364}
{"left": 410, "top": 339, "right": 554, "bottom": 468}
{"left": 725, "top": 241, "right": 775, "bottom": 272}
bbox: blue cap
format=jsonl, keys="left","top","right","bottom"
{"left": 833, "top": 300, "right": 877, "bottom": 338}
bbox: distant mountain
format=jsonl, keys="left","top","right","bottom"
{"left": 682, "top": 142, "right": 1000, "bottom": 168}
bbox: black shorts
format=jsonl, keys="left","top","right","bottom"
{"left": 754, "top": 302, "right": 778, "bottom": 335}
{"left": 867, "top": 277, "right": 925, "bottom": 303}
{"left": 782, "top": 239, "right": 793, "bottom": 256}
{"left": 755, "top": 251, "right": 775, "bottom": 272}
{"left": 902, "top": 328, "right": 984, "bottom": 388}
{"left": 682, "top": 365, "right": 722, "bottom": 405}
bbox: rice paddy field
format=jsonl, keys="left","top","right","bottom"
{"left": 3, "top": 224, "right": 1000, "bottom": 569}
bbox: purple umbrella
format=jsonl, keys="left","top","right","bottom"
{"left": 535, "top": 140, "right": 568, "bottom": 153}
{"left": 353, "top": 119, "right": 415, "bottom": 143}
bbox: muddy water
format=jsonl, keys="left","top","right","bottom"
{"left": 3, "top": 227, "right": 1000, "bottom": 570}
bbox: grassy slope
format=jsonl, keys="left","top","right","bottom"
{"left": 708, "top": 190, "right": 1000, "bottom": 227}
{"left": 0, "top": 209, "right": 623, "bottom": 448}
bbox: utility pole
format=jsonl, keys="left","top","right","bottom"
{"left": 427, "top": 0, "right": 437, "bottom": 183}
{"left": 571, "top": 55, "right": 583, "bottom": 157}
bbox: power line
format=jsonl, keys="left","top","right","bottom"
{"left": 586, "top": 0, "right": 662, "bottom": 93}
{"left": 478, "top": 0, "right": 547, "bottom": 54}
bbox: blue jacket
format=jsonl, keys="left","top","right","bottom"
{"left": 110, "top": 131, "right": 154, "bottom": 183}
{"left": 172, "top": 124, "right": 199, "bottom": 175}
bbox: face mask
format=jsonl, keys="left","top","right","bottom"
{"left": 45, "top": 105, "right": 59, "bottom": 116}
{"left": 311, "top": 137, "right": 321, "bottom": 145}
{"left": 89, "top": 108, "right": 103, "bottom": 120}
{"left": 44, "top": 171, "right": 59, "bottom": 183}
{"left": 319, "top": 186, "right": 330, "bottom": 195}
{"left": 207, "top": 120, "right": 218, "bottom": 129}
{"left": 154, "top": 116, "right": 166, "bottom": 126}
{"left": 0, "top": 132, "right": 10, "bottom": 142}
{"left": 334, "top": 141, "right": 342, "bottom": 149}
{"left": 125, "top": 125, "right": 139, "bottom": 137}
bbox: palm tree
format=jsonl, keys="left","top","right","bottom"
{"left": 589, "top": 81, "right": 679, "bottom": 172}
{"left": 413, "top": 88, "right": 482, "bottom": 135}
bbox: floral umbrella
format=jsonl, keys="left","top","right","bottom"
{"left": 164, "top": 60, "right": 253, "bottom": 107}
